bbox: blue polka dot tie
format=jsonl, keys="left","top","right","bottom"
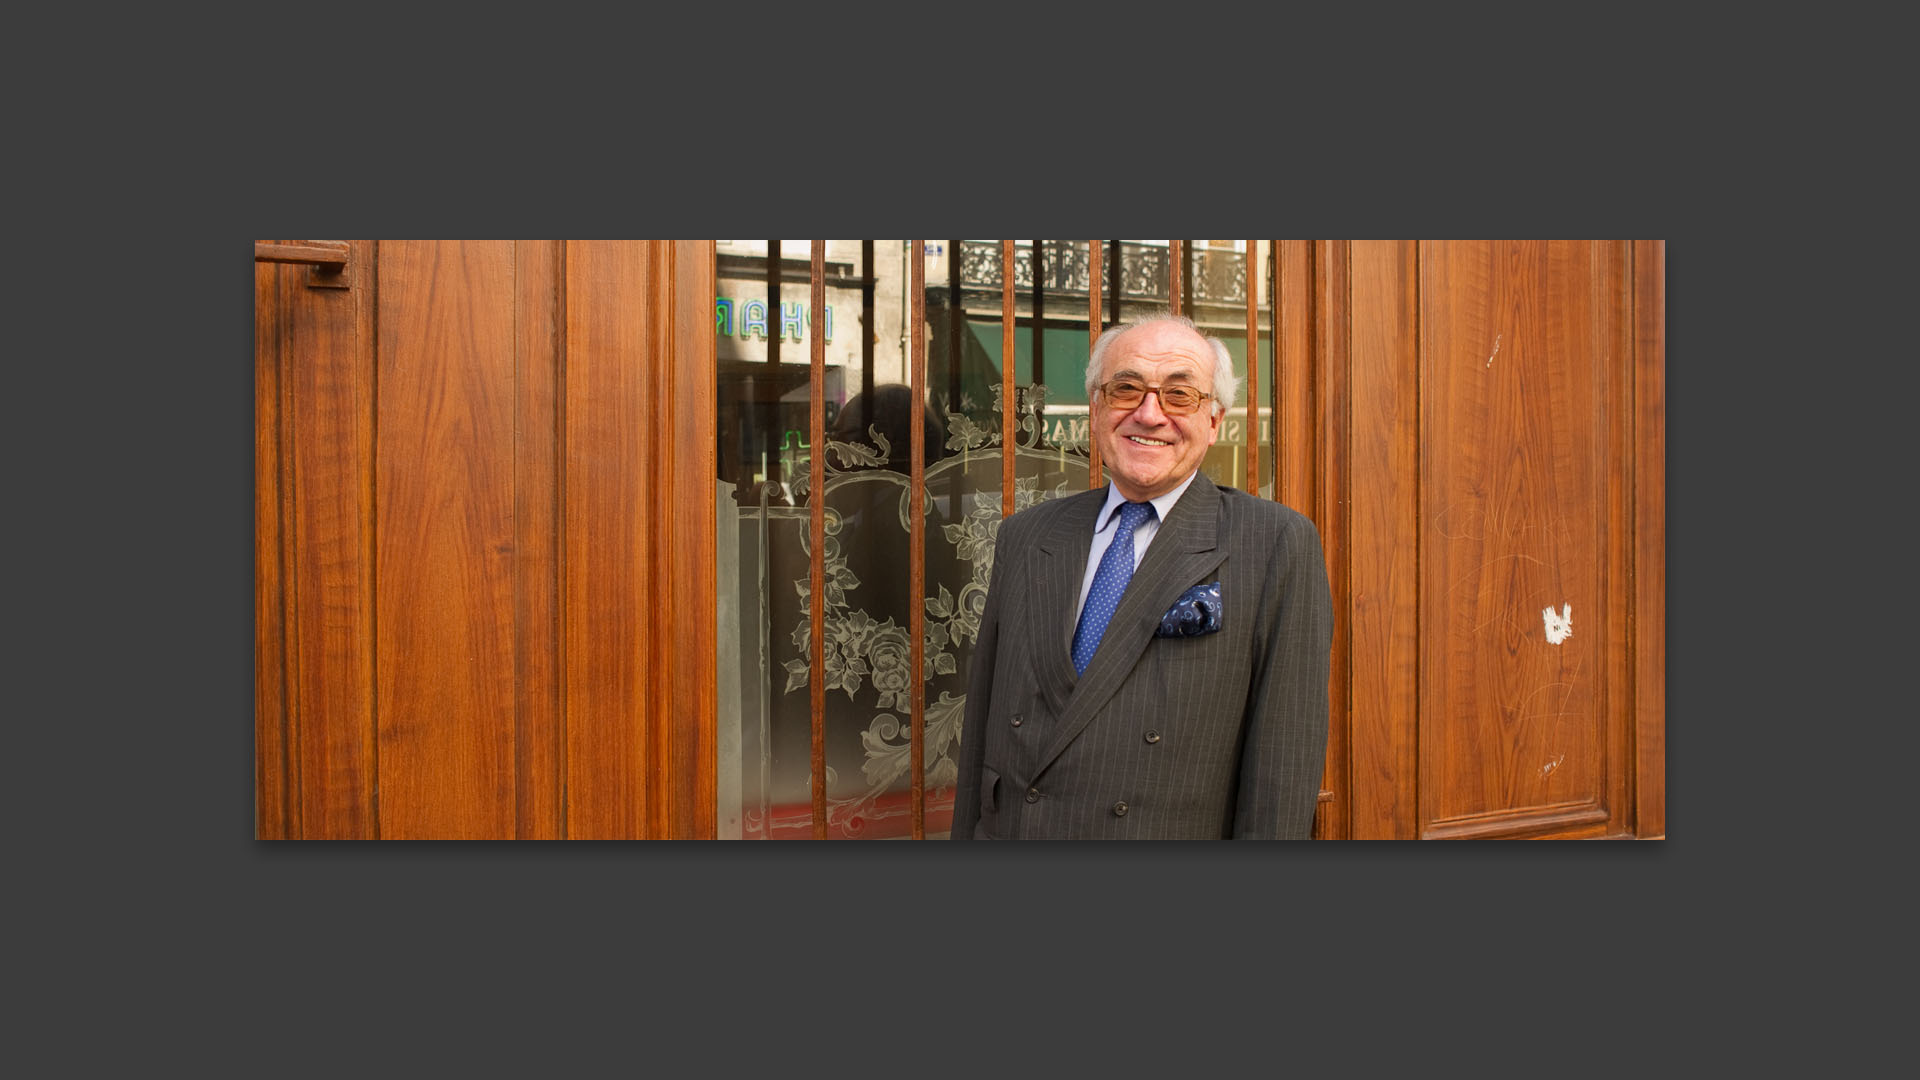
{"left": 1072, "top": 500, "right": 1155, "bottom": 676}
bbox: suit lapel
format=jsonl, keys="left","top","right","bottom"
{"left": 1032, "top": 489, "right": 1102, "bottom": 717}
{"left": 1036, "top": 473, "right": 1228, "bottom": 773}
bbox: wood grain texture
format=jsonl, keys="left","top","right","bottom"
{"left": 1314, "top": 241, "right": 1352, "bottom": 839}
{"left": 514, "top": 240, "right": 563, "bottom": 839}
{"left": 1419, "top": 241, "right": 1616, "bottom": 835}
{"left": 374, "top": 240, "right": 518, "bottom": 839}
{"left": 255, "top": 241, "right": 350, "bottom": 266}
{"left": 562, "top": 240, "right": 653, "bottom": 839}
{"left": 1347, "top": 240, "right": 1420, "bottom": 839}
{"left": 287, "top": 239, "right": 379, "bottom": 837}
{"left": 255, "top": 257, "right": 289, "bottom": 839}
{"left": 260, "top": 240, "right": 717, "bottom": 839}
{"left": 1273, "top": 240, "right": 1335, "bottom": 836}
{"left": 1633, "top": 239, "right": 1665, "bottom": 838}
{"left": 1275, "top": 242, "right": 1316, "bottom": 512}
{"left": 657, "top": 240, "right": 718, "bottom": 838}
{"left": 1598, "top": 242, "right": 1633, "bottom": 835}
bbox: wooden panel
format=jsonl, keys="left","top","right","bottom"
{"left": 286, "top": 239, "right": 378, "bottom": 838}
{"left": 1347, "top": 240, "right": 1419, "bottom": 839}
{"left": 1597, "top": 241, "right": 1632, "bottom": 833}
{"left": 514, "top": 240, "right": 564, "bottom": 839}
{"left": 1274, "top": 240, "right": 1340, "bottom": 837}
{"left": 1275, "top": 240, "right": 1315, "bottom": 514}
{"left": 374, "top": 240, "right": 519, "bottom": 839}
{"left": 654, "top": 240, "right": 717, "bottom": 839}
{"left": 1420, "top": 241, "right": 1613, "bottom": 834}
{"left": 1633, "top": 240, "right": 1665, "bottom": 838}
{"left": 255, "top": 257, "right": 290, "bottom": 839}
{"left": 563, "top": 240, "right": 654, "bottom": 838}
{"left": 1314, "top": 241, "right": 1354, "bottom": 838}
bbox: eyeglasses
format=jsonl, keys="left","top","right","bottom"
{"left": 1096, "top": 378, "right": 1214, "bottom": 416}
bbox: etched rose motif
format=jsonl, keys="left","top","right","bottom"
{"left": 922, "top": 620, "right": 955, "bottom": 680}
{"left": 866, "top": 621, "right": 914, "bottom": 711}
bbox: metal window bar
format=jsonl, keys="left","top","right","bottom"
{"left": 1002, "top": 240, "right": 1015, "bottom": 518}
{"left": 1088, "top": 240, "right": 1103, "bottom": 488}
{"left": 1169, "top": 239, "right": 1183, "bottom": 316}
{"left": 1246, "top": 239, "right": 1260, "bottom": 494}
{"left": 909, "top": 241, "right": 928, "bottom": 840}
{"left": 809, "top": 241, "right": 827, "bottom": 839}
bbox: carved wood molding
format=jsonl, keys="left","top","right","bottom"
{"left": 1422, "top": 802, "right": 1610, "bottom": 841}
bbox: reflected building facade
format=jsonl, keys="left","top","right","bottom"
{"left": 715, "top": 241, "right": 1273, "bottom": 838}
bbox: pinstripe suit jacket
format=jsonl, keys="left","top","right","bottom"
{"left": 950, "top": 472, "right": 1333, "bottom": 839}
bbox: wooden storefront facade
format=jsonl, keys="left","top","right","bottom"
{"left": 254, "top": 239, "right": 1664, "bottom": 840}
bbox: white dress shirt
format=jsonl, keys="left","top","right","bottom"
{"left": 1073, "top": 470, "right": 1200, "bottom": 625}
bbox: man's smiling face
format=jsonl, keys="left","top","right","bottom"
{"left": 1092, "top": 320, "right": 1223, "bottom": 503}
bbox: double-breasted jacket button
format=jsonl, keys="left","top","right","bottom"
{"left": 1144, "top": 730, "right": 1162, "bottom": 744}
{"left": 1026, "top": 787, "right": 1040, "bottom": 803}
{"left": 1113, "top": 800, "right": 1129, "bottom": 817}
{"left": 1010, "top": 715, "right": 1023, "bottom": 728}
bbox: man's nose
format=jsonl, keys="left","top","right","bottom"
{"left": 1132, "top": 388, "right": 1169, "bottom": 423}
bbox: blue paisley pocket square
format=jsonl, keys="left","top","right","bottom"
{"left": 1156, "top": 581, "right": 1222, "bottom": 637}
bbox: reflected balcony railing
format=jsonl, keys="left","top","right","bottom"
{"left": 954, "top": 240, "right": 1251, "bottom": 306}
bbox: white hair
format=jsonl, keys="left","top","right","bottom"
{"left": 1085, "top": 313, "right": 1240, "bottom": 415}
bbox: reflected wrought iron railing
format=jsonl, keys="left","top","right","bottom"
{"left": 956, "top": 240, "right": 1248, "bottom": 306}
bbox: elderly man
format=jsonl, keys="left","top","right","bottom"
{"left": 951, "top": 314, "right": 1333, "bottom": 839}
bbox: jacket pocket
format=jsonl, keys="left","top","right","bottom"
{"left": 980, "top": 764, "right": 1000, "bottom": 815}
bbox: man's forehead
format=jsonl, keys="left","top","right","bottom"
{"left": 1108, "top": 362, "right": 1202, "bottom": 382}
{"left": 1106, "top": 324, "right": 1211, "bottom": 379}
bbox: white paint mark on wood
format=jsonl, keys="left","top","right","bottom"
{"left": 1542, "top": 603, "right": 1572, "bottom": 644}
{"left": 1486, "top": 332, "right": 1503, "bottom": 368}
{"left": 1541, "top": 754, "right": 1565, "bottom": 778}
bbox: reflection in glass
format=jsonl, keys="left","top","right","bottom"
{"left": 715, "top": 241, "right": 1273, "bottom": 838}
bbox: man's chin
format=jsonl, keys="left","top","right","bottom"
{"left": 1108, "top": 467, "right": 1171, "bottom": 502}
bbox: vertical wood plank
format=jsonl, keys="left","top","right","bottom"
{"left": 374, "top": 240, "right": 518, "bottom": 839}
{"left": 1276, "top": 241, "right": 1316, "bottom": 513}
{"left": 1348, "top": 240, "right": 1419, "bottom": 840}
{"left": 1598, "top": 241, "right": 1632, "bottom": 835}
{"left": 563, "top": 240, "right": 652, "bottom": 839}
{"left": 255, "top": 257, "right": 289, "bottom": 839}
{"left": 656, "top": 240, "right": 718, "bottom": 838}
{"left": 287, "top": 239, "right": 379, "bottom": 838}
{"left": 515, "top": 240, "right": 563, "bottom": 839}
{"left": 1273, "top": 241, "right": 1340, "bottom": 834}
{"left": 1633, "top": 239, "right": 1666, "bottom": 838}
{"left": 1315, "top": 241, "right": 1357, "bottom": 838}
{"left": 278, "top": 255, "right": 305, "bottom": 837}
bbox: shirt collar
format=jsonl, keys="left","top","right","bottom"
{"left": 1095, "top": 470, "right": 1199, "bottom": 533}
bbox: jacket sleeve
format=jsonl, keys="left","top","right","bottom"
{"left": 1233, "top": 510, "right": 1334, "bottom": 839}
{"left": 948, "top": 516, "right": 1014, "bottom": 839}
